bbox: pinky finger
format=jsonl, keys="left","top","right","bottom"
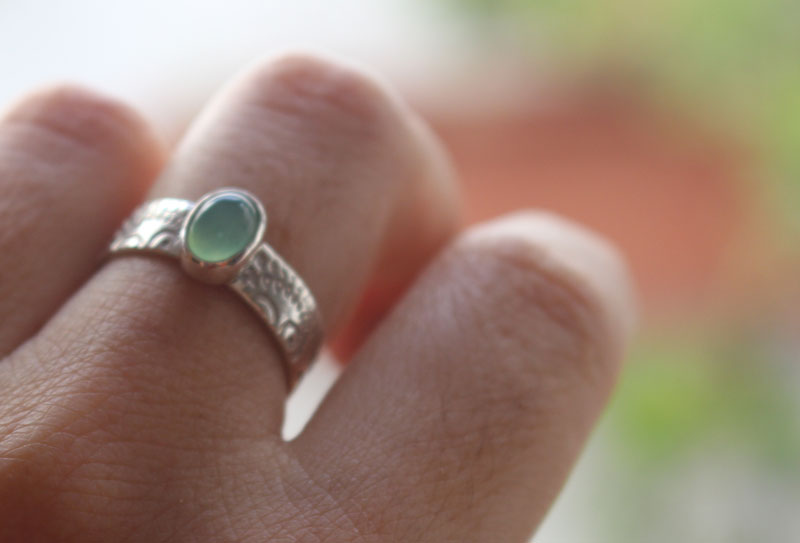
{"left": 292, "top": 212, "right": 635, "bottom": 542}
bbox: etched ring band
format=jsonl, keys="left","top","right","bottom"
{"left": 108, "top": 188, "right": 324, "bottom": 388}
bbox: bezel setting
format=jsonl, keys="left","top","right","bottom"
{"left": 110, "top": 187, "right": 323, "bottom": 388}
{"left": 179, "top": 188, "right": 267, "bottom": 284}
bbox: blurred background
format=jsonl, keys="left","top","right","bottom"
{"left": 1, "top": 1, "right": 797, "bottom": 540}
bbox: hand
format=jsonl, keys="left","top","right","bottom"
{"left": 0, "top": 54, "right": 634, "bottom": 542}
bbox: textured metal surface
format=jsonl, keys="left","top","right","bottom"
{"left": 110, "top": 198, "right": 192, "bottom": 257}
{"left": 109, "top": 194, "right": 323, "bottom": 388}
{"left": 230, "top": 244, "right": 323, "bottom": 383}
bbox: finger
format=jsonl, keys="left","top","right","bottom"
{"left": 293, "top": 212, "right": 635, "bottom": 542}
{"left": 8, "top": 54, "right": 458, "bottom": 442}
{"left": 0, "top": 86, "right": 162, "bottom": 355}
{"left": 330, "top": 113, "right": 461, "bottom": 360}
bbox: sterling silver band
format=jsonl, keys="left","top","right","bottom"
{"left": 109, "top": 190, "right": 323, "bottom": 388}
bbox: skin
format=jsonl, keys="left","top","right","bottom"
{"left": 0, "top": 53, "right": 635, "bottom": 542}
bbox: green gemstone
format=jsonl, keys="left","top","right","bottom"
{"left": 186, "top": 193, "right": 260, "bottom": 263}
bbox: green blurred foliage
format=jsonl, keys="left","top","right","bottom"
{"left": 608, "top": 333, "right": 800, "bottom": 471}
{"left": 443, "top": 4, "right": 800, "bottom": 536}
{"left": 449, "top": 0, "right": 800, "bottom": 229}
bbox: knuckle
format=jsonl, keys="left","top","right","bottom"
{"left": 3, "top": 84, "right": 159, "bottom": 160}
{"left": 454, "top": 211, "right": 629, "bottom": 388}
{"left": 243, "top": 52, "right": 395, "bottom": 136}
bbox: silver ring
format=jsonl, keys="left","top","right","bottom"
{"left": 109, "top": 188, "right": 323, "bottom": 388}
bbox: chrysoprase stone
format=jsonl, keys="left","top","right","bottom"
{"left": 186, "top": 194, "right": 260, "bottom": 263}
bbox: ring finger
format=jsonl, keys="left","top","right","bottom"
{"left": 3, "top": 53, "right": 458, "bottom": 441}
